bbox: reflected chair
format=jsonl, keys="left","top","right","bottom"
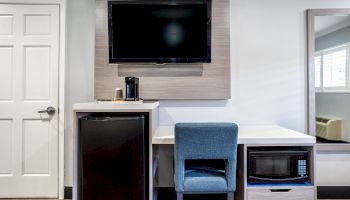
{"left": 174, "top": 123, "right": 238, "bottom": 200}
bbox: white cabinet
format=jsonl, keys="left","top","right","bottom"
{"left": 235, "top": 144, "right": 317, "bottom": 200}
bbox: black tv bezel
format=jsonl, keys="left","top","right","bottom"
{"left": 108, "top": 0, "right": 212, "bottom": 64}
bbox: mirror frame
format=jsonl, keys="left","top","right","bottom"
{"left": 307, "top": 9, "right": 350, "bottom": 152}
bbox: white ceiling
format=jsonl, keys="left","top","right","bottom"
{"left": 315, "top": 15, "right": 350, "bottom": 38}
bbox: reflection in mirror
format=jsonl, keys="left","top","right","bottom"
{"left": 314, "top": 15, "right": 350, "bottom": 144}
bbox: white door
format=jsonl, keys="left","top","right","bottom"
{"left": 0, "top": 4, "right": 59, "bottom": 198}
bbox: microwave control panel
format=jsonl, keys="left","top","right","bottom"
{"left": 297, "top": 159, "right": 307, "bottom": 177}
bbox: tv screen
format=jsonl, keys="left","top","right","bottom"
{"left": 108, "top": 0, "right": 211, "bottom": 64}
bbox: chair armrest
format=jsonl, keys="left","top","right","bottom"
{"left": 226, "top": 157, "right": 237, "bottom": 192}
{"left": 175, "top": 158, "right": 185, "bottom": 192}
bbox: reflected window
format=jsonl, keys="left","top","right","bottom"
{"left": 315, "top": 44, "right": 348, "bottom": 92}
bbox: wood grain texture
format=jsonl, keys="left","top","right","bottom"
{"left": 118, "top": 64, "right": 204, "bottom": 77}
{"left": 95, "top": 0, "right": 231, "bottom": 100}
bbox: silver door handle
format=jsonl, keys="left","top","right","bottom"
{"left": 38, "top": 106, "right": 56, "bottom": 115}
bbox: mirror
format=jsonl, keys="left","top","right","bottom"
{"left": 308, "top": 9, "right": 350, "bottom": 148}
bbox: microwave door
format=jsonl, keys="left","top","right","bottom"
{"left": 248, "top": 149, "right": 309, "bottom": 184}
{"left": 249, "top": 155, "right": 306, "bottom": 183}
{"left": 254, "top": 156, "right": 291, "bottom": 176}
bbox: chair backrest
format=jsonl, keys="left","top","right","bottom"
{"left": 175, "top": 123, "right": 238, "bottom": 160}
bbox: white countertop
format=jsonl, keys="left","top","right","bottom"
{"left": 73, "top": 102, "right": 315, "bottom": 145}
{"left": 152, "top": 125, "right": 316, "bottom": 145}
{"left": 73, "top": 101, "right": 159, "bottom": 112}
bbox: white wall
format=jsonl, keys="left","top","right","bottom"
{"left": 317, "top": 153, "right": 350, "bottom": 186}
{"left": 65, "top": 0, "right": 350, "bottom": 186}
{"left": 65, "top": 0, "right": 95, "bottom": 186}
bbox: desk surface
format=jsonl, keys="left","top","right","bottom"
{"left": 73, "top": 101, "right": 159, "bottom": 112}
{"left": 152, "top": 125, "right": 316, "bottom": 145}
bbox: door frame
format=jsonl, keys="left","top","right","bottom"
{"left": 0, "top": 0, "right": 66, "bottom": 198}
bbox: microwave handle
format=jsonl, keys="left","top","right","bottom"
{"left": 249, "top": 175, "right": 308, "bottom": 182}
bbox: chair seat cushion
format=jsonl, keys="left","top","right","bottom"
{"left": 183, "top": 169, "right": 228, "bottom": 192}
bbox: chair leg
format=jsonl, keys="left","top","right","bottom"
{"left": 227, "top": 192, "right": 234, "bottom": 200}
{"left": 177, "top": 192, "right": 184, "bottom": 200}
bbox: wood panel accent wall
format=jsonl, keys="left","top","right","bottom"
{"left": 95, "top": 0, "right": 230, "bottom": 100}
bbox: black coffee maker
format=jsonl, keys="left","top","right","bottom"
{"left": 125, "top": 77, "right": 139, "bottom": 101}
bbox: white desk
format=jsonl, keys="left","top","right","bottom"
{"left": 73, "top": 102, "right": 315, "bottom": 145}
{"left": 153, "top": 125, "right": 316, "bottom": 200}
{"left": 73, "top": 102, "right": 316, "bottom": 200}
{"left": 153, "top": 125, "right": 316, "bottom": 145}
{"left": 73, "top": 100, "right": 159, "bottom": 112}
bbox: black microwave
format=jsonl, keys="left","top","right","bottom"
{"left": 248, "top": 147, "right": 309, "bottom": 184}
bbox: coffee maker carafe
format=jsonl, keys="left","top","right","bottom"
{"left": 125, "top": 77, "right": 139, "bottom": 101}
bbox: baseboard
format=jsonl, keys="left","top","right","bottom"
{"left": 64, "top": 187, "right": 72, "bottom": 199}
{"left": 318, "top": 186, "right": 350, "bottom": 199}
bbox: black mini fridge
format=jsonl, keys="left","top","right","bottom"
{"left": 78, "top": 115, "right": 146, "bottom": 200}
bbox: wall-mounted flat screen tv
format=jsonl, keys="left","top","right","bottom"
{"left": 108, "top": 0, "right": 212, "bottom": 64}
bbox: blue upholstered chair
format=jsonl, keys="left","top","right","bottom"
{"left": 174, "top": 123, "right": 238, "bottom": 200}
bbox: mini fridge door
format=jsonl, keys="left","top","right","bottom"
{"left": 78, "top": 115, "right": 146, "bottom": 200}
